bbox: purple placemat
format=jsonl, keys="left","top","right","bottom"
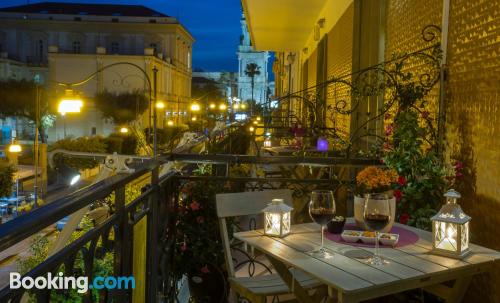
{"left": 324, "top": 223, "right": 419, "bottom": 248}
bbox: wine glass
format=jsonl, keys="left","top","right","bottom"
{"left": 308, "top": 190, "right": 336, "bottom": 258}
{"left": 363, "top": 193, "right": 391, "bottom": 265}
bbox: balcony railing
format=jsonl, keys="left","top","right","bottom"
{"left": 0, "top": 154, "right": 376, "bottom": 302}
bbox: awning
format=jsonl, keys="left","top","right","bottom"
{"left": 242, "top": 0, "right": 326, "bottom": 51}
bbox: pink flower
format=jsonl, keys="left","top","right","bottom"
{"left": 398, "top": 176, "right": 406, "bottom": 186}
{"left": 180, "top": 242, "right": 187, "bottom": 252}
{"left": 196, "top": 216, "right": 205, "bottom": 224}
{"left": 200, "top": 265, "right": 210, "bottom": 274}
{"left": 394, "top": 189, "right": 403, "bottom": 201}
{"left": 421, "top": 111, "right": 430, "bottom": 119}
{"left": 454, "top": 161, "right": 463, "bottom": 169}
{"left": 385, "top": 124, "right": 394, "bottom": 136}
{"left": 190, "top": 201, "right": 200, "bottom": 211}
{"left": 399, "top": 213, "right": 410, "bottom": 225}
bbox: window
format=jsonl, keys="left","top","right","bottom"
{"left": 38, "top": 40, "right": 44, "bottom": 61}
{"left": 72, "top": 41, "right": 81, "bottom": 54}
{"left": 150, "top": 43, "right": 157, "bottom": 54}
{"left": 111, "top": 42, "right": 120, "bottom": 54}
{"left": 91, "top": 127, "right": 97, "bottom": 136}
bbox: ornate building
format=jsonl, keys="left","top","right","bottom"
{"left": 0, "top": 2, "right": 193, "bottom": 142}
{"left": 237, "top": 13, "right": 269, "bottom": 105}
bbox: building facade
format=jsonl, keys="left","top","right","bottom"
{"left": 237, "top": 14, "right": 269, "bottom": 105}
{"left": 0, "top": 2, "right": 193, "bottom": 142}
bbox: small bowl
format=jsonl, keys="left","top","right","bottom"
{"left": 341, "top": 230, "right": 361, "bottom": 242}
{"left": 379, "top": 233, "right": 399, "bottom": 247}
{"left": 327, "top": 216, "right": 346, "bottom": 234}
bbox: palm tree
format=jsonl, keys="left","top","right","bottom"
{"left": 244, "top": 63, "right": 261, "bottom": 115}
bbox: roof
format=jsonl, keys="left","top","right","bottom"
{"left": 0, "top": 2, "right": 169, "bottom": 17}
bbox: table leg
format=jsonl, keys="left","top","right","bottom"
{"left": 423, "top": 276, "right": 472, "bottom": 303}
{"left": 266, "top": 254, "right": 314, "bottom": 303}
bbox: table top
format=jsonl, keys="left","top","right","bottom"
{"left": 234, "top": 220, "right": 500, "bottom": 297}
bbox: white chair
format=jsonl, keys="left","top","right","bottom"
{"left": 216, "top": 189, "right": 322, "bottom": 303}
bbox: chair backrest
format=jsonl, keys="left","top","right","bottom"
{"left": 216, "top": 189, "right": 293, "bottom": 218}
{"left": 216, "top": 189, "right": 293, "bottom": 277}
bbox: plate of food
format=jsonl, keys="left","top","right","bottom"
{"left": 340, "top": 230, "right": 361, "bottom": 243}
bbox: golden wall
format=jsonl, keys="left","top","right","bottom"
{"left": 445, "top": 0, "right": 500, "bottom": 301}
{"left": 385, "top": 0, "right": 442, "bottom": 125}
{"left": 326, "top": 2, "right": 354, "bottom": 141}
{"left": 386, "top": 0, "right": 500, "bottom": 301}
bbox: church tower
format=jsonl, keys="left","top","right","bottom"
{"left": 237, "top": 13, "right": 269, "bottom": 105}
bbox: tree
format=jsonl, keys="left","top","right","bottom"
{"left": 94, "top": 90, "right": 149, "bottom": 125}
{"left": 244, "top": 63, "right": 261, "bottom": 115}
{"left": 0, "top": 162, "right": 15, "bottom": 198}
{"left": 0, "top": 79, "right": 55, "bottom": 143}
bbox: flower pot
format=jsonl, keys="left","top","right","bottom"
{"left": 354, "top": 195, "right": 396, "bottom": 233}
{"left": 188, "top": 264, "right": 226, "bottom": 303}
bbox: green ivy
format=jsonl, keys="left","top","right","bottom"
{"left": 0, "top": 162, "right": 15, "bottom": 198}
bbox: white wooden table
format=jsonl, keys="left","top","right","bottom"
{"left": 234, "top": 220, "right": 500, "bottom": 303}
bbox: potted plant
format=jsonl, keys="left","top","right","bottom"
{"left": 354, "top": 166, "right": 399, "bottom": 232}
{"left": 173, "top": 168, "right": 228, "bottom": 302}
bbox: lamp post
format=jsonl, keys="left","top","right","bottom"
{"left": 8, "top": 142, "right": 22, "bottom": 215}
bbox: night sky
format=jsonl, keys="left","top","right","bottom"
{"left": 0, "top": 0, "right": 242, "bottom": 71}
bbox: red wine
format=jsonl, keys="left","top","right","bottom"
{"left": 310, "top": 209, "right": 335, "bottom": 225}
{"left": 364, "top": 214, "right": 390, "bottom": 231}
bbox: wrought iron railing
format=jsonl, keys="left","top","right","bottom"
{"left": 264, "top": 25, "right": 443, "bottom": 157}
{"left": 0, "top": 154, "right": 378, "bottom": 302}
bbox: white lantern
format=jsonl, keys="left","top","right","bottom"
{"left": 431, "top": 189, "right": 471, "bottom": 259}
{"left": 263, "top": 138, "right": 272, "bottom": 148}
{"left": 262, "top": 199, "right": 293, "bottom": 237}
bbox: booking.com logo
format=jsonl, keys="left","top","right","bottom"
{"left": 10, "top": 272, "right": 135, "bottom": 293}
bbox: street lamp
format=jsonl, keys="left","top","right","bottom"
{"left": 58, "top": 89, "right": 83, "bottom": 115}
{"left": 120, "top": 127, "right": 129, "bottom": 134}
{"left": 167, "top": 120, "right": 174, "bottom": 126}
{"left": 233, "top": 103, "right": 240, "bottom": 110}
{"left": 209, "top": 103, "right": 216, "bottom": 109}
{"left": 190, "top": 103, "right": 201, "bottom": 112}
{"left": 156, "top": 101, "right": 165, "bottom": 109}
{"left": 219, "top": 104, "right": 227, "bottom": 111}
{"left": 8, "top": 143, "right": 22, "bottom": 153}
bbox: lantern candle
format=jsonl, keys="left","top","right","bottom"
{"left": 262, "top": 199, "right": 293, "bottom": 237}
{"left": 431, "top": 189, "right": 471, "bottom": 259}
{"left": 263, "top": 138, "right": 272, "bottom": 148}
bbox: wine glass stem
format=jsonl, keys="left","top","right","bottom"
{"left": 320, "top": 225, "right": 324, "bottom": 251}
{"left": 375, "top": 231, "right": 379, "bottom": 258}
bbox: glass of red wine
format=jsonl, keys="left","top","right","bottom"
{"left": 363, "top": 193, "right": 391, "bottom": 265}
{"left": 309, "top": 190, "right": 336, "bottom": 258}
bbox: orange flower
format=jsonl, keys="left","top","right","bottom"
{"left": 356, "top": 166, "right": 398, "bottom": 191}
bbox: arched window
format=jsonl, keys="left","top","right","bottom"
{"left": 72, "top": 41, "right": 81, "bottom": 54}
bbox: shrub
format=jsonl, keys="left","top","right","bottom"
{"left": 50, "top": 137, "right": 107, "bottom": 170}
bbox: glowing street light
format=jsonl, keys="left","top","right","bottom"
{"left": 167, "top": 120, "right": 174, "bottom": 126}
{"left": 156, "top": 101, "right": 165, "bottom": 109}
{"left": 241, "top": 103, "right": 247, "bottom": 110}
{"left": 209, "top": 103, "right": 216, "bottom": 109}
{"left": 190, "top": 103, "right": 201, "bottom": 112}
{"left": 256, "top": 116, "right": 261, "bottom": 121}
{"left": 191, "top": 117, "right": 197, "bottom": 121}
{"left": 58, "top": 89, "right": 83, "bottom": 115}
{"left": 233, "top": 103, "right": 240, "bottom": 110}
{"left": 8, "top": 143, "right": 22, "bottom": 153}
{"left": 249, "top": 126, "right": 255, "bottom": 132}
{"left": 219, "top": 104, "right": 227, "bottom": 111}
{"left": 120, "top": 127, "right": 129, "bottom": 134}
